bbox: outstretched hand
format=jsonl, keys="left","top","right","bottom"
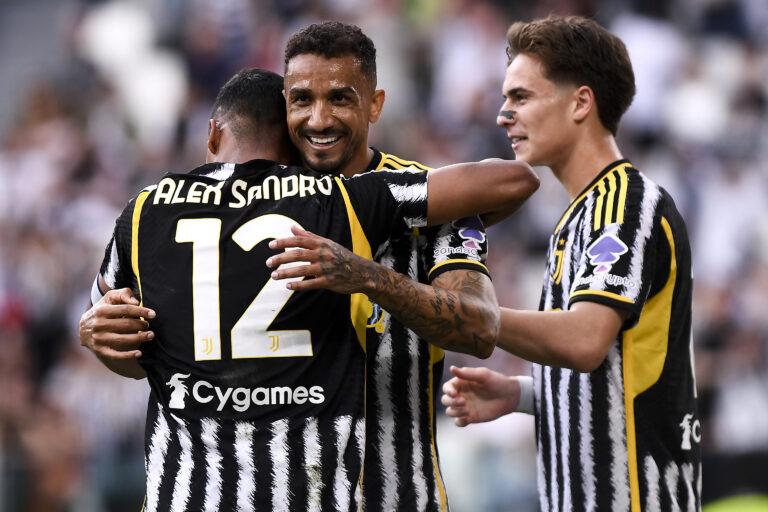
{"left": 266, "top": 225, "right": 375, "bottom": 294}
{"left": 441, "top": 365, "right": 521, "bottom": 427}
{"left": 79, "top": 288, "right": 155, "bottom": 361}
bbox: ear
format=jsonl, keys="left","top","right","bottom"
{"left": 368, "top": 89, "right": 385, "bottom": 124}
{"left": 572, "top": 85, "right": 595, "bottom": 123}
{"left": 207, "top": 119, "right": 221, "bottom": 155}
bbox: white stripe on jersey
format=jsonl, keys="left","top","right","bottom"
{"left": 663, "top": 462, "right": 681, "bottom": 512}
{"left": 354, "top": 418, "right": 364, "bottom": 510}
{"left": 543, "top": 366, "right": 556, "bottom": 511}
{"left": 682, "top": 463, "right": 696, "bottom": 512}
{"left": 103, "top": 241, "right": 120, "bottom": 288}
{"left": 579, "top": 372, "right": 596, "bottom": 510}
{"left": 201, "top": 418, "right": 223, "bottom": 512}
{"left": 558, "top": 369, "right": 572, "bottom": 511}
{"left": 407, "top": 327, "right": 429, "bottom": 511}
{"left": 625, "top": 178, "right": 660, "bottom": 302}
{"left": 235, "top": 422, "right": 256, "bottom": 512}
{"left": 207, "top": 162, "right": 236, "bottom": 181}
{"left": 644, "top": 455, "right": 661, "bottom": 512}
{"left": 606, "top": 345, "right": 630, "bottom": 511}
{"left": 270, "top": 419, "right": 290, "bottom": 512}
{"left": 304, "top": 417, "right": 323, "bottom": 512}
{"left": 373, "top": 254, "right": 400, "bottom": 508}
{"left": 145, "top": 406, "right": 172, "bottom": 512}
{"left": 333, "top": 416, "right": 354, "bottom": 511}
{"left": 385, "top": 175, "right": 427, "bottom": 228}
{"left": 170, "top": 414, "right": 194, "bottom": 512}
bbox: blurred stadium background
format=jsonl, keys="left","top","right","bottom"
{"left": 1, "top": 0, "right": 767, "bottom": 510}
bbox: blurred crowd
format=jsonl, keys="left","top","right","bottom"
{"left": 1, "top": 0, "right": 767, "bottom": 510}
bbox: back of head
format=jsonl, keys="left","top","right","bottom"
{"left": 506, "top": 16, "right": 635, "bottom": 135}
{"left": 210, "top": 68, "right": 288, "bottom": 148}
{"left": 284, "top": 21, "right": 377, "bottom": 86}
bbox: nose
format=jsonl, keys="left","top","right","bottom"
{"left": 307, "top": 100, "right": 334, "bottom": 132}
{"left": 496, "top": 107, "right": 516, "bottom": 128}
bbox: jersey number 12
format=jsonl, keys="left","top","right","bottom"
{"left": 175, "top": 214, "right": 312, "bottom": 361}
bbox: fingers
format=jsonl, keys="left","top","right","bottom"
{"left": 449, "top": 365, "right": 487, "bottom": 382}
{"left": 103, "top": 288, "right": 139, "bottom": 306}
{"left": 95, "top": 345, "right": 144, "bottom": 360}
{"left": 267, "top": 248, "right": 316, "bottom": 269}
{"left": 268, "top": 236, "right": 319, "bottom": 252}
{"left": 93, "top": 303, "right": 156, "bottom": 320}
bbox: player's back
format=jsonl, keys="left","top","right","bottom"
{"left": 101, "top": 158, "right": 429, "bottom": 512}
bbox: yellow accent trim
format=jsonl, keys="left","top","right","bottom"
{"left": 593, "top": 180, "right": 606, "bottom": 231}
{"left": 604, "top": 172, "right": 617, "bottom": 227}
{"left": 617, "top": 167, "right": 628, "bottom": 225}
{"left": 552, "top": 249, "right": 565, "bottom": 285}
{"left": 428, "top": 344, "right": 448, "bottom": 510}
{"left": 623, "top": 217, "right": 677, "bottom": 512}
{"left": 335, "top": 177, "right": 374, "bottom": 351}
{"left": 131, "top": 191, "right": 151, "bottom": 305}
{"left": 554, "top": 162, "right": 630, "bottom": 234}
{"left": 378, "top": 153, "right": 433, "bottom": 171}
{"left": 570, "top": 289, "right": 635, "bottom": 304}
{"left": 427, "top": 259, "right": 488, "bottom": 280}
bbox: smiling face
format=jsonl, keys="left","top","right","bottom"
{"left": 284, "top": 53, "right": 384, "bottom": 176}
{"left": 496, "top": 53, "right": 577, "bottom": 169}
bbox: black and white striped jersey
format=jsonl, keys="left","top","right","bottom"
{"left": 534, "top": 160, "right": 700, "bottom": 511}
{"left": 98, "top": 158, "right": 429, "bottom": 512}
{"left": 360, "top": 150, "right": 490, "bottom": 512}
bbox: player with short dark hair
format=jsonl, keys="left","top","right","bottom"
{"left": 442, "top": 16, "right": 700, "bottom": 511}
{"left": 86, "top": 67, "right": 537, "bottom": 511}
{"left": 274, "top": 21, "right": 531, "bottom": 510}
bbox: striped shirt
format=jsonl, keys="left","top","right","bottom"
{"left": 534, "top": 160, "right": 701, "bottom": 511}
{"left": 361, "top": 150, "right": 490, "bottom": 511}
{"left": 98, "top": 159, "right": 430, "bottom": 511}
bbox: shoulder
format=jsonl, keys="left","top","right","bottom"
{"left": 375, "top": 151, "right": 432, "bottom": 172}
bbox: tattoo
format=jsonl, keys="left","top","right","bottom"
{"left": 368, "top": 269, "right": 499, "bottom": 357}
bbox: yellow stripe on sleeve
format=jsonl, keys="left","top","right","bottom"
{"left": 427, "top": 259, "right": 489, "bottom": 281}
{"left": 570, "top": 289, "right": 635, "bottom": 304}
{"left": 616, "top": 166, "right": 628, "bottom": 225}
{"left": 604, "top": 172, "right": 617, "bottom": 227}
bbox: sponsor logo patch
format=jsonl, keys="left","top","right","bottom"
{"left": 587, "top": 232, "right": 628, "bottom": 273}
{"left": 453, "top": 217, "right": 485, "bottom": 250}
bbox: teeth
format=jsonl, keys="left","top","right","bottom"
{"left": 309, "top": 136, "right": 340, "bottom": 145}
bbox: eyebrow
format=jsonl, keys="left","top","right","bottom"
{"left": 287, "top": 86, "right": 358, "bottom": 96}
{"left": 504, "top": 86, "right": 532, "bottom": 97}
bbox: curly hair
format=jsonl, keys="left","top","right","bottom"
{"left": 284, "top": 21, "right": 377, "bottom": 84}
{"left": 506, "top": 16, "right": 635, "bottom": 135}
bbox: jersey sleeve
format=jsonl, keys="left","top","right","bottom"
{"left": 420, "top": 215, "right": 490, "bottom": 282}
{"left": 335, "top": 168, "right": 428, "bottom": 249}
{"left": 98, "top": 197, "right": 139, "bottom": 295}
{"left": 568, "top": 174, "right": 663, "bottom": 325}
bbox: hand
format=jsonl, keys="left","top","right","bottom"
{"left": 79, "top": 288, "right": 155, "bottom": 361}
{"left": 266, "top": 225, "right": 375, "bottom": 294}
{"left": 441, "top": 365, "right": 520, "bottom": 427}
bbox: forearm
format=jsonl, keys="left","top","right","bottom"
{"left": 360, "top": 264, "right": 499, "bottom": 358}
{"left": 497, "top": 304, "right": 623, "bottom": 372}
{"left": 94, "top": 353, "right": 147, "bottom": 379}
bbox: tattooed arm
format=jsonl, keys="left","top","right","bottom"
{"left": 267, "top": 227, "right": 499, "bottom": 358}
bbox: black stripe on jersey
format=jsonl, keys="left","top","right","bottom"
{"left": 426, "top": 259, "right": 490, "bottom": 281}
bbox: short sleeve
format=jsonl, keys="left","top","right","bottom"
{"left": 420, "top": 215, "right": 490, "bottom": 282}
{"left": 569, "top": 176, "right": 663, "bottom": 325}
{"left": 99, "top": 198, "right": 138, "bottom": 294}
{"left": 336, "top": 169, "right": 428, "bottom": 248}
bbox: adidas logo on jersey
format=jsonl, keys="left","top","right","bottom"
{"left": 165, "top": 373, "right": 325, "bottom": 412}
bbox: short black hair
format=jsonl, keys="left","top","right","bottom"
{"left": 210, "top": 68, "right": 287, "bottom": 142}
{"left": 284, "top": 21, "right": 377, "bottom": 84}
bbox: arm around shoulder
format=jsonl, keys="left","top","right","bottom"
{"left": 426, "top": 159, "right": 539, "bottom": 226}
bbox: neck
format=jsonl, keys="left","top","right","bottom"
{"left": 209, "top": 139, "right": 291, "bottom": 166}
{"left": 550, "top": 132, "right": 624, "bottom": 201}
{"left": 338, "top": 146, "right": 375, "bottom": 178}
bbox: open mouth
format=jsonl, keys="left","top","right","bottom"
{"left": 307, "top": 135, "right": 341, "bottom": 146}
{"left": 510, "top": 136, "right": 527, "bottom": 150}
